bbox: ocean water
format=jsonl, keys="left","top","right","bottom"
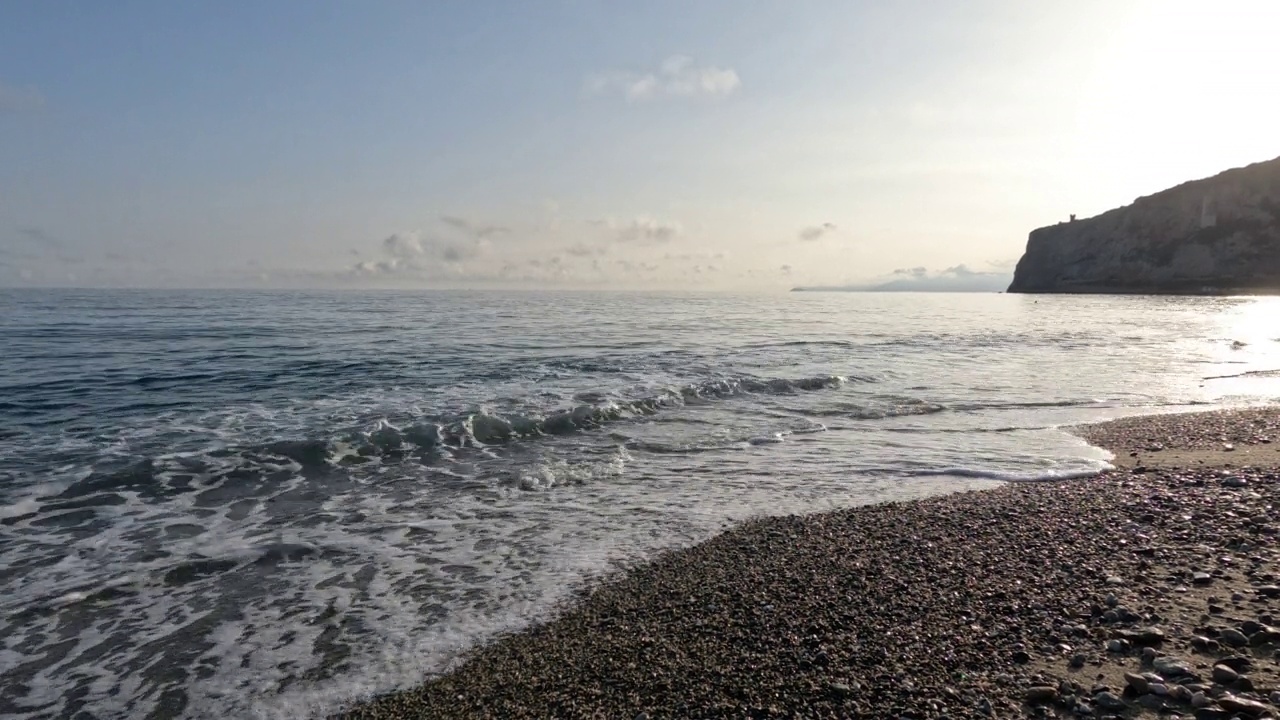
{"left": 2, "top": 289, "right": 1279, "bottom": 719}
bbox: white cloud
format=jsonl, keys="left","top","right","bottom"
{"left": 664, "top": 250, "right": 725, "bottom": 261}
{"left": 352, "top": 258, "right": 403, "bottom": 276}
{"left": 797, "top": 222, "right": 838, "bottom": 241}
{"left": 378, "top": 229, "right": 489, "bottom": 263}
{"left": 587, "top": 55, "right": 741, "bottom": 102}
{"left": 382, "top": 232, "right": 426, "bottom": 259}
{"left": 351, "top": 226, "right": 496, "bottom": 280}
{"left": 594, "top": 216, "right": 682, "bottom": 245}
{"left": 440, "top": 215, "right": 509, "bottom": 239}
{"left": 565, "top": 242, "right": 608, "bottom": 257}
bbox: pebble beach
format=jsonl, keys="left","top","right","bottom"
{"left": 342, "top": 408, "right": 1280, "bottom": 719}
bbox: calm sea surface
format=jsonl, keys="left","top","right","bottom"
{"left": 2, "top": 289, "right": 1279, "bottom": 718}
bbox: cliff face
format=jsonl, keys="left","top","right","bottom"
{"left": 1008, "top": 156, "right": 1280, "bottom": 294}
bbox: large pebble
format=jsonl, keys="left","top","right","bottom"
{"left": 1154, "top": 656, "right": 1195, "bottom": 677}
{"left": 1094, "top": 691, "right": 1127, "bottom": 710}
{"left": 1219, "top": 693, "right": 1273, "bottom": 716}
{"left": 1220, "top": 628, "right": 1250, "bottom": 647}
{"left": 1025, "top": 686, "right": 1058, "bottom": 704}
{"left": 1121, "top": 627, "right": 1166, "bottom": 645}
{"left": 1124, "top": 672, "right": 1150, "bottom": 694}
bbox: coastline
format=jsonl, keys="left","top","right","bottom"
{"left": 341, "top": 407, "right": 1280, "bottom": 719}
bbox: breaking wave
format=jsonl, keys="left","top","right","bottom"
{"left": 265, "top": 373, "right": 852, "bottom": 457}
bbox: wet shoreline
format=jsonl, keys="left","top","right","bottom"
{"left": 337, "top": 407, "right": 1280, "bottom": 718}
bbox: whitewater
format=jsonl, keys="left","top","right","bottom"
{"left": 2, "top": 289, "right": 1279, "bottom": 719}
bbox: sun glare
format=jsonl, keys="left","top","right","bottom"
{"left": 1081, "top": 0, "right": 1280, "bottom": 194}
{"left": 1227, "top": 297, "right": 1280, "bottom": 345}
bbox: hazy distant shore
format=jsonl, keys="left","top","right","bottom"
{"left": 341, "top": 407, "right": 1280, "bottom": 719}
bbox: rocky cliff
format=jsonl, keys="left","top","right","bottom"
{"left": 1008, "top": 156, "right": 1280, "bottom": 294}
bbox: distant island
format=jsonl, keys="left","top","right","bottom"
{"left": 1008, "top": 155, "right": 1280, "bottom": 294}
{"left": 792, "top": 265, "right": 1012, "bottom": 293}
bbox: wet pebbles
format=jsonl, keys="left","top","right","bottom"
{"left": 342, "top": 409, "right": 1280, "bottom": 719}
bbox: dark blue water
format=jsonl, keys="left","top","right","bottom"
{"left": 2, "top": 289, "right": 1278, "bottom": 718}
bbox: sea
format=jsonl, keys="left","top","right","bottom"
{"left": 2, "top": 289, "right": 1279, "bottom": 719}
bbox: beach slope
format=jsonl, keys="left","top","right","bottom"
{"left": 343, "top": 408, "right": 1280, "bottom": 719}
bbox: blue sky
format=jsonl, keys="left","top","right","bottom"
{"left": 3, "top": 0, "right": 1279, "bottom": 289}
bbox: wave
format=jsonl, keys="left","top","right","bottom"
{"left": 1204, "top": 368, "right": 1280, "bottom": 380}
{"left": 799, "top": 398, "right": 945, "bottom": 419}
{"left": 743, "top": 340, "right": 859, "bottom": 349}
{"left": 43, "top": 374, "right": 852, "bottom": 497}
{"left": 882, "top": 425, "right": 1045, "bottom": 434}
{"left": 793, "top": 397, "right": 1116, "bottom": 422}
{"left": 894, "top": 466, "right": 1104, "bottom": 482}
{"left": 351, "top": 374, "right": 852, "bottom": 451}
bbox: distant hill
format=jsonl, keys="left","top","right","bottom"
{"left": 793, "top": 265, "right": 1011, "bottom": 292}
{"left": 1008, "top": 156, "right": 1280, "bottom": 294}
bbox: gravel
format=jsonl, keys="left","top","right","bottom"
{"left": 340, "top": 408, "right": 1280, "bottom": 719}
{"left": 1078, "top": 407, "right": 1280, "bottom": 452}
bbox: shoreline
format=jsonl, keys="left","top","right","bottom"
{"left": 341, "top": 407, "right": 1280, "bottom": 719}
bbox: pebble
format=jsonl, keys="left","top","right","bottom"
{"left": 1025, "top": 686, "right": 1058, "bottom": 704}
{"left": 1211, "top": 664, "right": 1239, "bottom": 684}
{"left": 1193, "top": 571, "right": 1214, "bottom": 584}
{"left": 1223, "top": 475, "right": 1247, "bottom": 487}
{"left": 1094, "top": 691, "right": 1127, "bottom": 710}
{"left": 1154, "top": 656, "right": 1195, "bottom": 678}
{"left": 1125, "top": 626, "right": 1166, "bottom": 645}
{"left": 1218, "top": 655, "right": 1253, "bottom": 672}
{"left": 1138, "top": 693, "right": 1166, "bottom": 709}
{"left": 1124, "top": 672, "right": 1150, "bottom": 694}
{"left": 1220, "top": 628, "right": 1250, "bottom": 647}
{"left": 1191, "top": 635, "right": 1221, "bottom": 652}
{"left": 826, "top": 683, "right": 854, "bottom": 699}
{"left": 1191, "top": 691, "right": 1212, "bottom": 708}
{"left": 1218, "top": 693, "right": 1272, "bottom": 716}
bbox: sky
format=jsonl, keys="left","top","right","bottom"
{"left": 2, "top": 0, "right": 1279, "bottom": 290}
